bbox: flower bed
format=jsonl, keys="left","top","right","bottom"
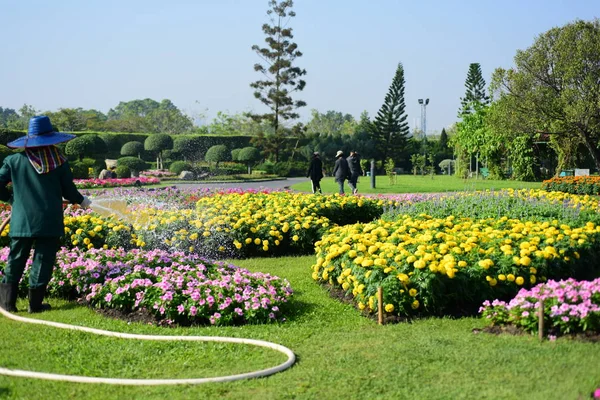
{"left": 480, "top": 278, "right": 600, "bottom": 337}
{"left": 0, "top": 206, "right": 133, "bottom": 250}
{"left": 542, "top": 176, "right": 600, "bottom": 195}
{"left": 140, "top": 170, "right": 176, "bottom": 178}
{"left": 312, "top": 190, "right": 600, "bottom": 319}
{"left": 74, "top": 177, "right": 160, "bottom": 189}
{"left": 132, "top": 192, "right": 386, "bottom": 258}
{"left": 0, "top": 247, "right": 293, "bottom": 326}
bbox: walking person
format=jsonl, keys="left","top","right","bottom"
{"left": 306, "top": 152, "right": 323, "bottom": 194}
{"left": 332, "top": 150, "right": 350, "bottom": 195}
{"left": 347, "top": 151, "right": 363, "bottom": 195}
{"left": 0, "top": 115, "right": 91, "bottom": 313}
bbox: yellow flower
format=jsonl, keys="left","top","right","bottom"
{"left": 83, "top": 238, "right": 91, "bottom": 245}
{"left": 254, "top": 238, "right": 261, "bottom": 245}
{"left": 507, "top": 274, "right": 515, "bottom": 282}
{"left": 530, "top": 275, "right": 536, "bottom": 284}
{"left": 358, "top": 302, "right": 366, "bottom": 310}
{"left": 411, "top": 300, "right": 420, "bottom": 309}
{"left": 292, "top": 235, "right": 299, "bottom": 242}
{"left": 515, "top": 276, "right": 524, "bottom": 285}
{"left": 458, "top": 261, "right": 467, "bottom": 267}
{"left": 409, "top": 288, "right": 418, "bottom": 297}
{"left": 489, "top": 278, "right": 497, "bottom": 287}
{"left": 384, "top": 304, "right": 395, "bottom": 313}
{"left": 519, "top": 256, "right": 531, "bottom": 266}
{"left": 245, "top": 238, "right": 252, "bottom": 244}
{"left": 498, "top": 274, "right": 506, "bottom": 281}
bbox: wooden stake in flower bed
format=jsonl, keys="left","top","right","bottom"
{"left": 377, "top": 287, "right": 383, "bottom": 325}
{"left": 538, "top": 299, "right": 544, "bottom": 341}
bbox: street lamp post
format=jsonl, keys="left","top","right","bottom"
{"left": 418, "top": 99, "right": 430, "bottom": 170}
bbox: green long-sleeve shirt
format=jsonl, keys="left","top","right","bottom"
{"left": 0, "top": 152, "right": 84, "bottom": 237}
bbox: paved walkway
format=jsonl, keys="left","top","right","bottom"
{"left": 173, "top": 177, "right": 308, "bottom": 192}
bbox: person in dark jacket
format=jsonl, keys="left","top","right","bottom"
{"left": 0, "top": 116, "right": 91, "bottom": 313}
{"left": 306, "top": 152, "right": 323, "bottom": 193}
{"left": 347, "top": 151, "right": 363, "bottom": 195}
{"left": 332, "top": 150, "right": 350, "bottom": 195}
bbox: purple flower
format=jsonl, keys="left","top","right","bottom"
{"left": 104, "top": 293, "right": 113, "bottom": 303}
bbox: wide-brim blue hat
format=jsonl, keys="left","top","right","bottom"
{"left": 7, "top": 115, "right": 76, "bottom": 148}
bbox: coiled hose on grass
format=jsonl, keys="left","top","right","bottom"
{"left": 0, "top": 306, "right": 296, "bottom": 385}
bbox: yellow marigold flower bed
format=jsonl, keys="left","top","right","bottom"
{"left": 131, "top": 192, "right": 385, "bottom": 257}
{"left": 312, "top": 214, "right": 600, "bottom": 317}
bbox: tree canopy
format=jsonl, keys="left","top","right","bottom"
{"left": 489, "top": 19, "right": 600, "bottom": 172}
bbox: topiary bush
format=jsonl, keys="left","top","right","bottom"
{"left": 169, "top": 161, "right": 193, "bottom": 176}
{"left": 65, "top": 135, "right": 108, "bottom": 161}
{"left": 120, "top": 141, "right": 144, "bottom": 158}
{"left": 144, "top": 134, "right": 173, "bottom": 170}
{"left": 237, "top": 147, "right": 261, "bottom": 174}
{"left": 115, "top": 165, "right": 131, "bottom": 178}
{"left": 205, "top": 145, "right": 229, "bottom": 168}
{"left": 117, "top": 157, "right": 148, "bottom": 175}
{"left": 70, "top": 162, "right": 90, "bottom": 179}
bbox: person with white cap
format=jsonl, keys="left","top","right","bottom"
{"left": 332, "top": 150, "right": 350, "bottom": 195}
{"left": 0, "top": 115, "right": 91, "bottom": 313}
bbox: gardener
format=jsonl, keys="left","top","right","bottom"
{"left": 0, "top": 115, "right": 91, "bottom": 313}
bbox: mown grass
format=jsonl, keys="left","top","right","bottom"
{"left": 292, "top": 175, "right": 542, "bottom": 194}
{"left": 1, "top": 256, "right": 598, "bottom": 399}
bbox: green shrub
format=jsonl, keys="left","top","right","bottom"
{"left": 120, "top": 141, "right": 144, "bottom": 158}
{"left": 117, "top": 157, "right": 148, "bottom": 173}
{"left": 115, "top": 165, "right": 131, "bottom": 179}
{"left": 70, "top": 162, "right": 90, "bottom": 179}
{"left": 273, "top": 161, "right": 307, "bottom": 177}
{"left": 169, "top": 161, "right": 193, "bottom": 175}
{"left": 254, "top": 160, "right": 275, "bottom": 174}
{"left": 205, "top": 145, "right": 229, "bottom": 167}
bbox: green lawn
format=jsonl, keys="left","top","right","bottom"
{"left": 1, "top": 256, "right": 598, "bottom": 400}
{"left": 292, "top": 175, "right": 542, "bottom": 194}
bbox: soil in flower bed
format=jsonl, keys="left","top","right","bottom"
{"left": 473, "top": 325, "right": 600, "bottom": 343}
{"left": 93, "top": 305, "right": 160, "bottom": 326}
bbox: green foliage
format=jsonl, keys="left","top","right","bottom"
{"left": 117, "top": 156, "right": 148, "bottom": 173}
{"left": 115, "top": 165, "right": 131, "bottom": 178}
{"left": 238, "top": 147, "right": 262, "bottom": 174}
{"left": 144, "top": 134, "right": 173, "bottom": 152}
{"left": 385, "top": 158, "right": 395, "bottom": 184}
{"left": 373, "top": 63, "right": 409, "bottom": 166}
{"left": 69, "top": 162, "right": 90, "bottom": 179}
{"left": 120, "top": 141, "right": 144, "bottom": 158}
{"left": 99, "top": 134, "right": 120, "bottom": 153}
{"left": 204, "top": 144, "right": 230, "bottom": 167}
{"left": 144, "top": 133, "right": 173, "bottom": 170}
{"left": 410, "top": 154, "right": 426, "bottom": 175}
{"left": 250, "top": 0, "right": 307, "bottom": 134}
{"left": 0, "top": 145, "right": 13, "bottom": 164}
{"left": 305, "top": 109, "right": 356, "bottom": 137}
{"left": 64, "top": 135, "right": 107, "bottom": 161}
{"left": 489, "top": 19, "right": 600, "bottom": 173}
{"left": 231, "top": 148, "right": 241, "bottom": 162}
{"left": 458, "top": 63, "right": 490, "bottom": 116}
{"left": 272, "top": 161, "right": 307, "bottom": 177}
{"left": 169, "top": 161, "right": 193, "bottom": 175}
{"left": 254, "top": 160, "right": 275, "bottom": 174}
{"left": 172, "top": 136, "right": 203, "bottom": 162}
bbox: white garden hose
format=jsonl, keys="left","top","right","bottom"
{"left": 0, "top": 306, "right": 295, "bottom": 385}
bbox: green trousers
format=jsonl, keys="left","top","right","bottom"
{"left": 2, "top": 237, "right": 60, "bottom": 288}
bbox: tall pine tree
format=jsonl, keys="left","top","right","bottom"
{"left": 250, "top": 0, "right": 307, "bottom": 162}
{"left": 458, "top": 63, "right": 490, "bottom": 116}
{"left": 373, "top": 63, "right": 409, "bottom": 166}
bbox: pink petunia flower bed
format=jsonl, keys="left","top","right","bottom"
{"left": 74, "top": 177, "right": 160, "bottom": 189}
{"left": 480, "top": 278, "right": 600, "bottom": 337}
{"left": 0, "top": 247, "right": 293, "bottom": 326}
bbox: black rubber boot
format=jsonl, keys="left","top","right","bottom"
{"left": 28, "top": 286, "right": 52, "bottom": 313}
{"left": 0, "top": 283, "right": 18, "bottom": 312}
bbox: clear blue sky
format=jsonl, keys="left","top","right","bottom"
{"left": 0, "top": 0, "right": 597, "bottom": 133}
